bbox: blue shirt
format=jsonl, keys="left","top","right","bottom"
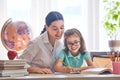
{"left": 58, "top": 49, "right": 91, "bottom": 68}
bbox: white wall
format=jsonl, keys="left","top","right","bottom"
{"left": 87, "top": 0, "right": 100, "bottom": 51}
{"left": 0, "top": 0, "right": 8, "bottom": 59}
{"left": 0, "top": 0, "right": 104, "bottom": 59}
{"left": 0, "top": 0, "right": 53, "bottom": 59}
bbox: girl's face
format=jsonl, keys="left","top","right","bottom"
{"left": 66, "top": 34, "right": 80, "bottom": 56}
{"left": 46, "top": 20, "right": 64, "bottom": 40}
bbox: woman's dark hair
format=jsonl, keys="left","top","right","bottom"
{"left": 40, "top": 11, "right": 64, "bottom": 34}
{"left": 64, "top": 28, "right": 86, "bottom": 55}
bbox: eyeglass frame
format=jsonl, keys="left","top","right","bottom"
{"left": 67, "top": 41, "right": 80, "bottom": 47}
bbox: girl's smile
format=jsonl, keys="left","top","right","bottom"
{"left": 67, "top": 34, "right": 80, "bottom": 56}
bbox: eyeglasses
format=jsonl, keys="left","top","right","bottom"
{"left": 67, "top": 41, "right": 80, "bottom": 46}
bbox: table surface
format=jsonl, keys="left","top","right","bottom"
{"left": 0, "top": 73, "right": 120, "bottom": 80}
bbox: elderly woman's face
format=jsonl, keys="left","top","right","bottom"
{"left": 46, "top": 20, "right": 64, "bottom": 40}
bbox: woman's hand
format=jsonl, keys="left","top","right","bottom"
{"left": 27, "top": 67, "right": 53, "bottom": 74}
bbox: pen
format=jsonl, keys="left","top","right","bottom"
{"left": 107, "top": 52, "right": 120, "bottom": 62}
{"left": 107, "top": 52, "right": 115, "bottom": 62}
{"left": 111, "top": 52, "right": 115, "bottom": 62}
{"left": 116, "top": 52, "right": 119, "bottom": 62}
{"left": 62, "top": 62, "right": 68, "bottom": 66}
{"left": 107, "top": 52, "right": 113, "bottom": 61}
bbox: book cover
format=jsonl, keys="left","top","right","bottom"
{"left": 0, "top": 73, "right": 28, "bottom": 77}
{"left": 0, "top": 59, "right": 26, "bottom": 66}
{"left": 0, "top": 69, "right": 29, "bottom": 77}
{"left": 0, "top": 72, "right": 29, "bottom": 77}
{"left": 0, "top": 65, "right": 25, "bottom": 70}
{"left": 0, "top": 69, "right": 27, "bottom": 73}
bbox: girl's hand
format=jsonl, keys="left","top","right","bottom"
{"left": 63, "top": 66, "right": 72, "bottom": 73}
{"left": 71, "top": 68, "right": 80, "bottom": 72}
{"left": 71, "top": 68, "right": 85, "bottom": 72}
{"left": 63, "top": 67, "right": 83, "bottom": 73}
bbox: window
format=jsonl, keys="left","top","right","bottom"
{"left": 2, "top": 0, "right": 110, "bottom": 51}
{"left": 7, "top": 0, "right": 31, "bottom": 22}
{"left": 99, "top": 0, "right": 110, "bottom": 51}
{"left": 55, "top": 0, "right": 89, "bottom": 49}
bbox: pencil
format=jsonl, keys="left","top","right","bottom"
{"left": 112, "top": 52, "right": 115, "bottom": 62}
{"left": 62, "top": 62, "right": 68, "bottom": 66}
{"left": 107, "top": 52, "right": 113, "bottom": 61}
{"left": 116, "top": 52, "right": 119, "bottom": 62}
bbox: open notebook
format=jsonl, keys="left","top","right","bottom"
{"left": 55, "top": 68, "right": 112, "bottom": 74}
{"left": 80, "top": 68, "right": 112, "bottom": 74}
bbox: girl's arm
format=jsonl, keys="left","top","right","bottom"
{"left": 54, "top": 58, "right": 72, "bottom": 73}
{"left": 71, "top": 58, "right": 96, "bottom": 72}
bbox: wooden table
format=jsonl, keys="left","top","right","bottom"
{"left": 0, "top": 73, "right": 120, "bottom": 80}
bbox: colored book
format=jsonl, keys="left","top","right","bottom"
{"left": 0, "top": 65, "right": 24, "bottom": 70}
{"left": 0, "top": 59, "right": 28, "bottom": 77}
{"left": 0, "top": 59, "right": 26, "bottom": 66}
{"left": 0, "top": 69, "right": 28, "bottom": 77}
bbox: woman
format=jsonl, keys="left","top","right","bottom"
{"left": 19, "top": 11, "right": 64, "bottom": 74}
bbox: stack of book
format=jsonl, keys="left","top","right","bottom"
{"left": 0, "top": 59, "right": 28, "bottom": 77}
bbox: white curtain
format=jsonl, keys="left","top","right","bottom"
{"left": 30, "top": 0, "right": 53, "bottom": 38}
{"left": 0, "top": 0, "right": 7, "bottom": 30}
{"left": 0, "top": 0, "right": 54, "bottom": 59}
{"left": 0, "top": 0, "right": 8, "bottom": 59}
{"left": 0, "top": 0, "right": 102, "bottom": 59}
{"left": 87, "top": 0, "right": 100, "bottom": 51}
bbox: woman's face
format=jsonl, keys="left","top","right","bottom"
{"left": 66, "top": 34, "right": 80, "bottom": 56}
{"left": 46, "top": 20, "right": 64, "bottom": 40}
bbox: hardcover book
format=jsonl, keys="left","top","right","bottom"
{"left": 0, "top": 69, "right": 28, "bottom": 77}
{"left": 0, "top": 65, "right": 24, "bottom": 70}
{"left": 0, "top": 59, "right": 26, "bottom": 66}
{"left": 0, "top": 59, "right": 28, "bottom": 77}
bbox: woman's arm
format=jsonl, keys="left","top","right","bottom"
{"left": 54, "top": 58, "right": 72, "bottom": 73}
{"left": 27, "top": 67, "right": 53, "bottom": 74}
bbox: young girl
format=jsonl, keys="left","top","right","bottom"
{"left": 54, "top": 28, "right": 95, "bottom": 73}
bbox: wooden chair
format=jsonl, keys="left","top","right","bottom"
{"left": 90, "top": 52, "right": 112, "bottom": 68}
